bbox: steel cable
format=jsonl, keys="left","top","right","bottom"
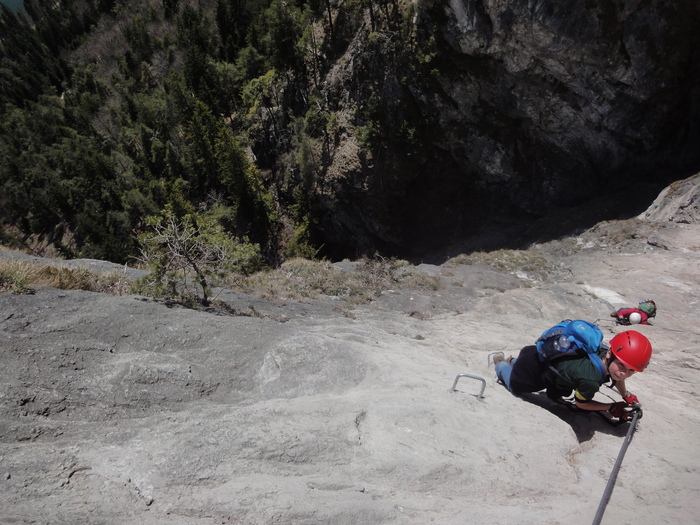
{"left": 591, "top": 408, "right": 642, "bottom": 525}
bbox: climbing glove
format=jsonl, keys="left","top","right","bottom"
{"left": 623, "top": 393, "right": 639, "bottom": 406}
{"left": 609, "top": 401, "right": 629, "bottom": 419}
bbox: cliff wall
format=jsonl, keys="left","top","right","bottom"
{"left": 317, "top": 0, "right": 700, "bottom": 261}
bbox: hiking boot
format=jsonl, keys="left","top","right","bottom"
{"left": 492, "top": 353, "right": 505, "bottom": 366}
{"left": 506, "top": 356, "right": 515, "bottom": 365}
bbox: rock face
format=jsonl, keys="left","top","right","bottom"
{"left": 318, "top": 0, "right": 700, "bottom": 261}
{"left": 639, "top": 173, "right": 700, "bottom": 224}
{"left": 1, "top": 178, "right": 699, "bottom": 524}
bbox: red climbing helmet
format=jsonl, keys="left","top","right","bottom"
{"left": 609, "top": 331, "right": 652, "bottom": 372}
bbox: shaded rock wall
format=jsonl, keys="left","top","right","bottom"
{"left": 317, "top": 0, "right": 700, "bottom": 261}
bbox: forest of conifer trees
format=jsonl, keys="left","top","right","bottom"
{"left": 0, "top": 0, "right": 419, "bottom": 267}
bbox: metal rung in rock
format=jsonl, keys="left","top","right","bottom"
{"left": 487, "top": 351, "right": 504, "bottom": 366}
{"left": 450, "top": 373, "right": 486, "bottom": 398}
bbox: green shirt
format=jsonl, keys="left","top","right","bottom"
{"left": 552, "top": 348, "right": 609, "bottom": 403}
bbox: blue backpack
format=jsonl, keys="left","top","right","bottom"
{"left": 535, "top": 319, "right": 607, "bottom": 380}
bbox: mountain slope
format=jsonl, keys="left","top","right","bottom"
{"left": 0, "top": 176, "right": 698, "bottom": 523}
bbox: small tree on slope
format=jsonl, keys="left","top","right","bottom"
{"left": 136, "top": 210, "right": 263, "bottom": 306}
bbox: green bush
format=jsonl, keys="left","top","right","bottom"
{"left": 134, "top": 210, "right": 266, "bottom": 305}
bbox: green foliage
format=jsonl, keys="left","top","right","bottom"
{"left": 234, "top": 45, "right": 267, "bottom": 83}
{"left": 135, "top": 210, "right": 266, "bottom": 305}
{"left": 182, "top": 100, "right": 223, "bottom": 193}
{"left": 163, "top": 0, "right": 179, "bottom": 19}
{"left": 0, "top": 88, "right": 137, "bottom": 262}
{"left": 254, "top": 0, "right": 304, "bottom": 73}
{"left": 216, "top": 0, "right": 256, "bottom": 62}
{"left": 284, "top": 216, "right": 319, "bottom": 260}
{"left": 0, "top": 3, "right": 68, "bottom": 110}
{"left": 175, "top": 5, "right": 232, "bottom": 113}
{"left": 121, "top": 8, "right": 159, "bottom": 64}
{"left": 0, "top": 0, "right": 423, "bottom": 269}
{"left": 282, "top": 183, "right": 318, "bottom": 260}
{"left": 301, "top": 97, "right": 331, "bottom": 139}
{"left": 242, "top": 69, "right": 279, "bottom": 120}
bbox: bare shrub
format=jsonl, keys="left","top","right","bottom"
{"left": 0, "top": 259, "right": 131, "bottom": 295}
{"left": 231, "top": 256, "right": 441, "bottom": 304}
{"left": 446, "top": 249, "right": 551, "bottom": 280}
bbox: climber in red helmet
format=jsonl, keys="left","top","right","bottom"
{"left": 494, "top": 330, "right": 652, "bottom": 421}
{"left": 611, "top": 300, "right": 657, "bottom": 325}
